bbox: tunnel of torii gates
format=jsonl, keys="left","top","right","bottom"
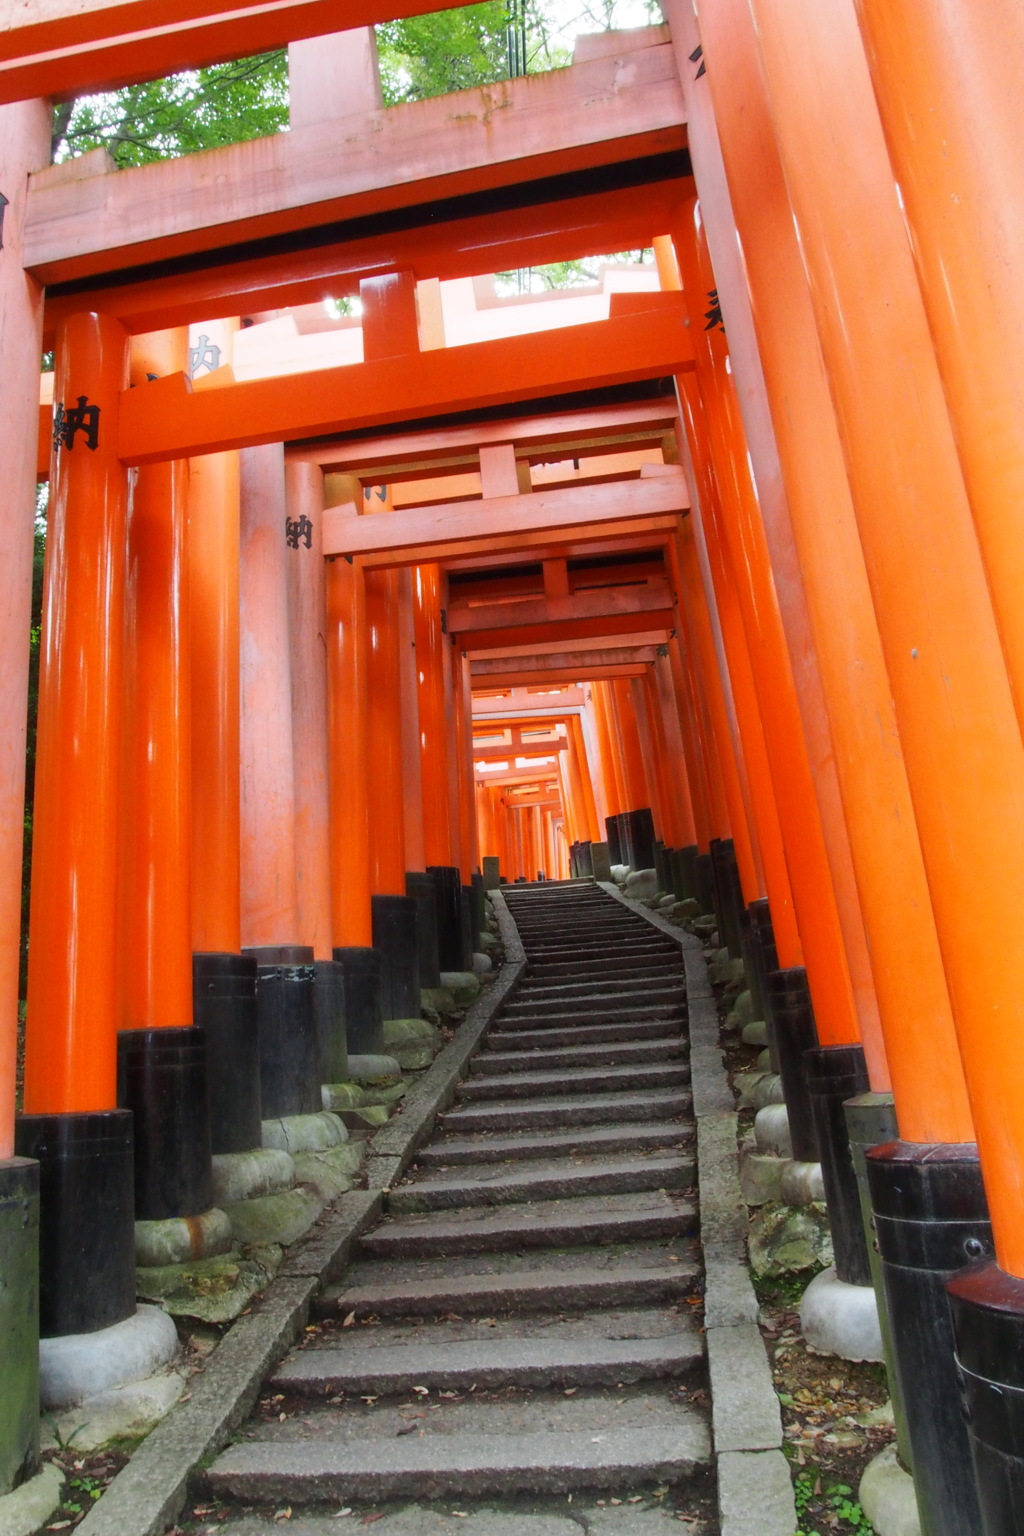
{"left": 1, "top": 0, "right": 1024, "bottom": 1526}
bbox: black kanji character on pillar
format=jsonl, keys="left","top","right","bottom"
{"left": 704, "top": 289, "right": 725, "bottom": 333}
{"left": 53, "top": 395, "right": 101, "bottom": 452}
{"left": 188, "top": 334, "right": 222, "bottom": 378}
{"left": 285, "top": 513, "right": 313, "bottom": 550}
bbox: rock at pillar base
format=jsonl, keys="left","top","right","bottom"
{"left": 472, "top": 952, "right": 492, "bottom": 975}
{"left": 748, "top": 1202, "right": 833, "bottom": 1276}
{"left": 439, "top": 971, "right": 481, "bottom": 1006}
{"left": 800, "top": 1265, "right": 884, "bottom": 1361}
{"left": 624, "top": 868, "right": 658, "bottom": 900}
{"left": 39, "top": 1304, "right": 179, "bottom": 1411}
{"left": 0, "top": 1463, "right": 64, "bottom": 1534}
{"left": 134, "top": 1206, "right": 233, "bottom": 1267}
{"left": 859, "top": 1444, "right": 921, "bottom": 1536}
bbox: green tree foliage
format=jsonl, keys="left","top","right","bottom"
{"left": 377, "top": 3, "right": 513, "bottom": 103}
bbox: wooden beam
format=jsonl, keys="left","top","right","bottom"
{"left": 324, "top": 466, "right": 687, "bottom": 560}
{"left": 41, "top": 176, "right": 691, "bottom": 341}
{"left": 472, "top": 646, "right": 659, "bottom": 675}
{"left": 467, "top": 631, "right": 669, "bottom": 659}
{"left": 286, "top": 398, "right": 679, "bottom": 474}
{"left": 0, "top": 0, "right": 447, "bottom": 104}
{"left": 480, "top": 664, "right": 648, "bottom": 687}
{"left": 449, "top": 576, "right": 674, "bottom": 637}
{"left": 359, "top": 517, "right": 680, "bottom": 572}
{"left": 117, "top": 300, "right": 693, "bottom": 465}
{"left": 26, "top": 44, "right": 685, "bottom": 284}
{"left": 475, "top": 767, "right": 561, "bottom": 788}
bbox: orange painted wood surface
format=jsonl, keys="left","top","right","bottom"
{"left": 324, "top": 469, "right": 687, "bottom": 560}
{"left": 117, "top": 303, "right": 693, "bottom": 466}
{"left": 26, "top": 44, "right": 685, "bottom": 283}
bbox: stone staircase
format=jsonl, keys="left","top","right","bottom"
{"left": 204, "top": 880, "right": 712, "bottom": 1526}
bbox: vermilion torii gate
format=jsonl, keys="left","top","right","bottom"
{"left": 2, "top": 0, "right": 1024, "bottom": 1530}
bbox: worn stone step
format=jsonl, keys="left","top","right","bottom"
{"left": 491, "top": 1006, "right": 687, "bottom": 1037}
{"left": 455, "top": 1061, "right": 689, "bottom": 1102}
{"left": 207, "top": 1421, "right": 710, "bottom": 1503}
{"left": 420, "top": 1120, "right": 688, "bottom": 1166}
{"left": 514, "top": 973, "right": 683, "bottom": 1000}
{"left": 526, "top": 958, "right": 680, "bottom": 982}
{"left": 502, "top": 986, "right": 686, "bottom": 1019}
{"left": 318, "top": 1256, "right": 699, "bottom": 1322}
{"left": 486, "top": 1018, "right": 683, "bottom": 1051}
{"left": 389, "top": 1152, "right": 694, "bottom": 1212}
{"left": 471, "top": 1038, "right": 686, "bottom": 1074}
{"left": 272, "top": 1332, "right": 702, "bottom": 1398}
{"left": 523, "top": 937, "right": 675, "bottom": 956}
{"left": 360, "top": 1191, "right": 697, "bottom": 1259}
{"left": 441, "top": 1086, "right": 692, "bottom": 1134}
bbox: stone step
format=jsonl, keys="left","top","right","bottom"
{"left": 360, "top": 1191, "right": 697, "bottom": 1259}
{"left": 271, "top": 1326, "right": 702, "bottom": 1398}
{"left": 486, "top": 1018, "right": 683, "bottom": 1051}
{"left": 389, "top": 1152, "right": 694, "bottom": 1212}
{"left": 455, "top": 1061, "right": 690, "bottom": 1102}
{"left": 420, "top": 1120, "right": 689, "bottom": 1166}
{"left": 471, "top": 1038, "right": 686, "bottom": 1074}
{"left": 501, "top": 986, "right": 686, "bottom": 1019}
{"left": 514, "top": 973, "right": 683, "bottom": 1000}
{"left": 317, "top": 1257, "right": 700, "bottom": 1320}
{"left": 491, "top": 1005, "right": 688, "bottom": 1036}
{"left": 206, "top": 1422, "right": 711, "bottom": 1503}
{"left": 441, "top": 1086, "right": 692, "bottom": 1134}
{"left": 523, "top": 938, "right": 675, "bottom": 957}
{"left": 526, "top": 959, "right": 680, "bottom": 982}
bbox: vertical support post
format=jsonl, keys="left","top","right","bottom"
{"left": 285, "top": 461, "right": 333, "bottom": 960}
{"left": 21, "top": 311, "right": 136, "bottom": 1343}
{"left": 413, "top": 563, "right": 455, "bottom": 867}
{"left": 0, "top": 97, "right": 48, "bottom": 1494}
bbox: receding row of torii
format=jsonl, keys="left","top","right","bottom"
{"left": 1, "top": 0, "right": 1024, "bottom": 1529}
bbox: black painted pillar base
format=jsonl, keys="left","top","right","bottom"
{"left": 193, "top": 952, "right": 262, "bottom": 1154}
{"left": 372, "top": 893, "right": 420, "bottom": 1021}
{"left": 948, "top": 1261, "right": 1024, "bottom": 1536}
{"left": 765, "top": 966, "right": 818, "bottom": 1161}
{"left": 244, "top": 946, "right": 319, "bottom": 1118}
{"left": 679, "top": 844, "right": 699, "bottom": 901}
{"left": 626, "top": 807, "right": 656, "bottom": 870}
{"left": 605, "top": 815, "right": 623, "bottom": 868}
{"left": 804, "top": 1044, "right": 871, "bottom": 1283}
{"left": 460, "top": 885, "right": 475, "bottom": 969}
{"left": 470, "top": 872, "right": 485, "bottom": 950}
{"left": 406, "top": 872, "right": 441, "bottom": 989}
{"left": 15, "top": 1111, "right": 135, "bottom": 1338}
{"left": 695, "top": 852, "right": 716, "bottom": 917}
{"left": 117, "top": 1025, "right": 214, "bottom": 1220}
{"left": 866, "top": 1140, "right": 990, "bottom": 1536}
{"left": 313, "top": 959, "right": 348, "bottom": 1085}
{"left": 426, "top": 865, "right": 463, "bottom": 972}
{"left": 654, "top": 842, "right": 673, "bottom": 895}
{"left": 749, "top": 899, "right": 780, "bottom": 1071}
{"left": 710, "top": 837, "right": 744, "bottom": 958}
{"left": 576, "top": 842, "right": 594, "bottom": 878}
{"left": 0, "top": 1158, "right": 39, "bottom": 1494}
{"left": 844, "top": 1092, "right": 914, "bottom": 1472}
{"left": 333, "top": 945, "right": 384, "bottom": 1056}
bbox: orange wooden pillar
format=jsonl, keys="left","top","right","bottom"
{"left": 284, "top": 462, "right": 333, "bottom": 959}
{"left": 741, "top": 0, "right": 1024, "bottom": 1515}
{"left": 0, "top": 102, "right": 48, "bottom": 1171}
{"left": 325, "top": 547, "right": 371, "bottom": 948}
{"left": 397, "top": 569, "right": 426, "bottom": 875}
{"left": 188, "top": 320, "right": 241, "bottom": 956}
{"left": 451, "top": 653, "right": 479, "bottom": 884}
{"left": 610, "top": 678, "right": 649, "bottom": 812}
{"left": 119, "top": 330, "right": 193, "bottom": 1032}
{"left": 568, "top": 717, "right": 601, "bottom": 842}
{"left": 675, "top": 394, "right": 798, "bottom": 956}
{"left": 679, "top": 0, "right": 964, "bottom": 1132}
{"left": 673, "top": 202, "right": 863, "bottom": 1053}
{"left": 413, "top": 568, "right": 451, "bottom": 867}
{"left": 24, "top": 313, "right": 131, "bottom": 1117}
{"left": 853, "top": 0, "right": 1024, "bottom": 738}
{"left": 591, "top": 682, "right": 625, "bottom": 818}
{"left": 652, "top": 654, "right": 698, "bottom": 849}
{"left": 629, "top": 676, "right": 668, "bottom": 840}
{"left": 364, "top": 561, "right": 407, "bottom": 897}
{"left": 239, "top": 444, "right": 299, "bottom": 948}
{"left": 20, "top": 312, "right": 140, "bottom": 1343}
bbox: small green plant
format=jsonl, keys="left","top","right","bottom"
{"left": 792, "top": 1468, "right": 874, "bottom": 1535}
